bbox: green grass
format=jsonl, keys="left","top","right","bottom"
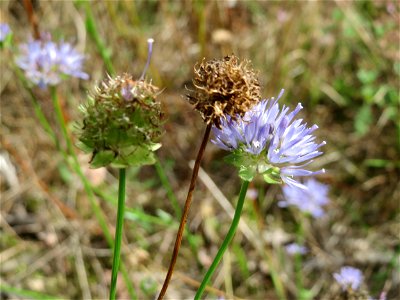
{"left": 1, "top": 1, "right": 398, "bottom": 299}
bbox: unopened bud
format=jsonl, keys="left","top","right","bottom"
{"left": 77, "top": 74, "right": 163, "bottom": 168}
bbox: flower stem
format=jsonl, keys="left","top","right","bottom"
{"left": 154, "top": 158, "right": 181, "bottom": 219}
{"left": 14, "top": 66, "right": 58, "bottom": 147}
{"left": 49, "top": 87, "right": 136, "bottom": 299}
{"left": 157, "top": 123, "right": 212, "bottom": 300}
{"left": 83, "top": 2, "right": 115, "bottom": 76}
{"left": 50, "top": 87, "right": 112, "bottom": 241}
{"left": 109, "top": 168, "right": 126, "bottom": 300}
{"left": 194, "top": 180, "right": 250, "bottom": 299}
{"left": 295, "top": 215, "right": 308, "bottom": 298}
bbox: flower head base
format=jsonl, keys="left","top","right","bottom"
{"left": 279, "top": 178, "right": 329, "bottom": 218}
{"left": 333, "top": 266, "right": 363, "bottom": 291}
{"left": 187, "top": 55, "right": 261, "bottom": 128}
{"left": 212, "top": 90, "right": 326, "bottom": 187}
{"left": 15, "top": 35, "right": 88, "bottom": 88}
{"left": 77, "top": 74, "right": 163, "bottom": 168}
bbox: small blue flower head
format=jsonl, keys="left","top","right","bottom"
{"left": 279, "top": 178, "right": 329, "bottom": 218}
{"left": 333, "top": 266, "right": 363, "bottom": 291}
{"left": 212, "top": 90, "right": 326, "bottom": 187}
{"left": 285, "top": 243, "right": 308, "bottom": 255}
{"left": 15, "top": 34, "right": 88, "bottom": 88}
{"left": 0, "top": 23, "right": 11, "bottom": 43}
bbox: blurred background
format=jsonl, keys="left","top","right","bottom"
{"left": 1, "top": 1, "right": 399, "bottom": 299}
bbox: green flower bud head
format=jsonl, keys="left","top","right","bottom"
{"left": 77, "top": 74, "right": 163, "bottom": 168}
{"left": 77, "top": 39, "right": 163, "bottom": 168}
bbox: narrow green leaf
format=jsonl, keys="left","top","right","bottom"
{"left": 0, "top": 283, "right": 59, "bottom": 300}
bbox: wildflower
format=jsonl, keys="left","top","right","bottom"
{"left": 15, "top": 35, "right": 88, "bottom": 88}
{"left": 187, "top": 55, "right": 261, "bottom": 128}
{"left": 158, "top": 54, "right": 260, "bottom": 300}
{"left": 279, "top": 178, "right": 329, "bottom": 218}
{"left": 212, "top": 90, "right": 326, "bottom": 187}
{"left": 285, "top": 243, "right": 308, "bottom": 255}
{"left": 77, "top": 74, "right": 163, "bottom": 168}
{"left": 0, "top": 23, "right": 11, "bottom": 42}
{"left": 77, "top": 39, "right": 163, "bottom": 168}
{"left": 333, "top": 266, "right": 363, "bottom": 291}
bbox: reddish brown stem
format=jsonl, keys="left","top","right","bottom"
{"left": 22, "top": 0, "right": 40, "bottom": 40}
{"left": 157, "top": 123, "right": 212, "bottom": 300}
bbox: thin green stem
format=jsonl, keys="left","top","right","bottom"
{"left": 50, "top": 87, "right": 74, "bottom": 153}
{"left": 294, "top": 214, "right": 314, "bottom": 300}
{"left": 13, "top": 7, "right": 134, "bottom": 297}
{"left": 295, "top": 219, "right": 305, "bottom": 293}
{"left": 195, "top": 0, "right": 206, "bottom": 58}
{"left": 109, "top": 168, "right": 126, "bottom": 300}
{"left": 245, "top": 185, "right": 286, "bottom": 299}
{"left": 195, "top": 180, "right": 250, "bottom": 299}
{"left": 13, "top": 82, "right": 138, "bottom": 300}
{"left": 261, "top": 248, "right": 286, "bottom": 300}
{"left": 49, "top": 87, "right": 136, "bottom": 299}
{"left": 14, "top": 67, "right": 58, "bottom": 147}
{"left": 0, "top": 283, "right": 57, "bottom": 300}
{"left": 154, "top": 159, "right": 181, "bottom": 219}
{"left": 14, "top": 37, "right": 115, "bottom": 242}
{"left": 83, "top": 2, "right": 115, "bottom": 76}
{"left": 50, "top": 87, "right": 111, "bottom": 242}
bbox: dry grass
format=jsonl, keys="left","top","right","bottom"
{"left": 1, "top": 1, "right": 399, "bottom": 299}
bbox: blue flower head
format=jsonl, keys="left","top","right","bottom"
{"left": 212, "top": 90, "right": 326, "bottom": 188}
{"left": 15, "top": 34, "right": 88, "bottom": 88}
{"left": 333, "top": 266, "right": 363, "bottom": 291}
{"left": 285, "top": 243, "right": 308, "bottom": 255}
{"left": 0, "top": 23, "right": 11, "bottom": 42}
{"left": 279, "top": 178, "right": 329, "bottom": 218}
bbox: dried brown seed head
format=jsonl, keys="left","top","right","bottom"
{"left": 187, "top": 55, "right": 261, "bottom": 128}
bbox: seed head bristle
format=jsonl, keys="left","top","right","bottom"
{"left": 187, "top": 55, "right": 261, "bottom": 128}
{"left": 78, "top": 73, "right": 163, "bottom": 168}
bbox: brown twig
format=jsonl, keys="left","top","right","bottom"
{"left": 157, "top": 123, "right": 212, "bottom": 300}
{"left": 22, "top": 0, "right": 40, "bottom": 40}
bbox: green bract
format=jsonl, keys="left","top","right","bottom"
{"left": 224, "top": 150, "right": 282, "bottom": 183}
{"left": 77, "top": 74, "right": 163, "bottom": 168}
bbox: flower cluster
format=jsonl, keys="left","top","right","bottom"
{"left": 77, "top": 74, "right": 163, "bottom": 168}
{"left": 187, "top": 55, "right": 261, "bottom": 128}
{"left": 279, "top": 178, "right": 329, "bottom": 218}
{"left": 333, "top": 266, "right": 363, "bottom": 291}
{"left": 212, "top": 90, "right": 325, "bottom": 188}
{"left": 16, "top": 35, "right": 88, "bottom": 88}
